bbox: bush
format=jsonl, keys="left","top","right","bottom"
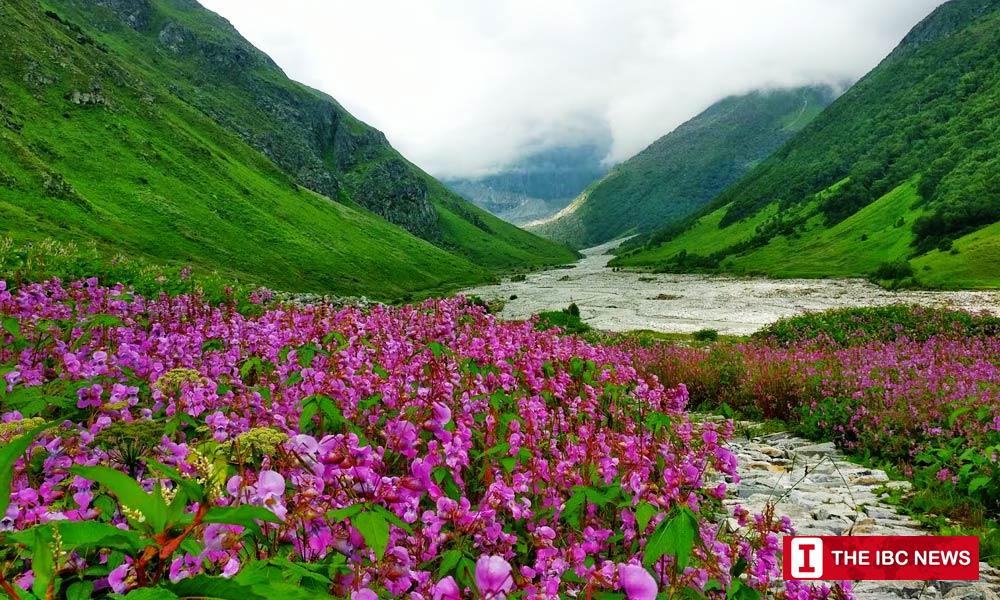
{"left": 871, "top": 259, "right": 914, "bottom": 282}
{"left": 692, "top": 328, "right": 719, "bottom": 342}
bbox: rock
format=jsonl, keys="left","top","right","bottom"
{"left": 759, "top": 446, "right": 785, "bottom": 458}
{"left": 795, "top": 442, "right": 837, "bottom": 456}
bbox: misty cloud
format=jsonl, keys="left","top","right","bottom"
{"left": 199, "top": 0, "right": 945, "bottom": 177}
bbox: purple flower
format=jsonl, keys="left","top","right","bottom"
{"left": 108, "top": 563, "right": 130, "bottom": 594}
{"left": 620, "top": 564, "right": 657, "bottom": 600}
{"left": 253, "top": 470, "right": 287, "bottom": 520}
{"left": 475, "top": 555, "right": 512, "bottom": 597}
{"left": 432, "top": 576, "right": 461, "bottom": 600}
{"left": 351, "top": 589, "right": 378, "bottom": 600}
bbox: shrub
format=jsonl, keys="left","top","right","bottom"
{"left": 692, "top": 328, "right": 719, "bottom": 342}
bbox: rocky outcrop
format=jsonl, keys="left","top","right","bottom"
{"left": 727, "top": 427, "right": 1000, "bottom": 600}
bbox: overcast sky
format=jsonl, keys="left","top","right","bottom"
{"left": 200, "top": 0, "right": 945, "bottom": 178}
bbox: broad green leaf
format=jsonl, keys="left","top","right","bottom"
{"left": 561, "top": 486, "right": 589, "bottom": 530}
{"left": 146, "top": 459, "right": 205, "bottom": 503}
{"left": 66, "top": 581, "right": 94, "bottom": 600}
{"left": 727, "top": 580, "right": 761, "bottom": 600}
{"left": 643, "top": 509, "right": 698, "bottom": 570}
{"left": 373, "top": 504, "right": 413, "bottom": 533}
{"left": 204, "top": 505, "right": 280, "bottom": 536}
{"left": 968, "top": 476, "right": 992, "bottom": 494}
{"left": 327, "top": 503, "right": 364, "bottom": 522}
{"left": 168, "top": 575, "right": 268, "bottom": 600}
{"left": 635, "top": 502, "right": 658, "bottom": 532}
{"left": 437, "top": 548, "right": 463, "bottom": 577}
{"left": 70, "top": 465, "right": 167, "bottom": 531}
{"left": 0, "top": 422, "right": 50, "bottom": 516}
{"left": 124, "top": 588, "right": 179, "bottom": 599}
{"left": 32, "top": 528, "right": 55, "bottom": 600}
{"left": 353, "top": 510, "right": 389, "bottom": 560}
{"left": 2, "top": 316, "right": 21, "bottom": 338}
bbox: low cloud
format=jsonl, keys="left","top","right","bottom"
{"left": 200, "top": 0, "right": 945, "bottom": 177}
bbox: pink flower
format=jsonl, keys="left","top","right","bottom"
{"left": 475, "top": 555, "right": 513, "bottom": 597}
{"left": 351, "top": 589, "right": 378, "bottom": 600}
{"left": 253, "top": 470, "right": 287, "bottom": 520}
{"left": 432, "top": 576, "right": 461, "bottom": 600}
{"left": 620, "top": 564, "right": 657, "bottom": 600}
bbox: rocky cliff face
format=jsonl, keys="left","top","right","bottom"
{"left": 79, "top": 0, "right": 439, "bottom": 240}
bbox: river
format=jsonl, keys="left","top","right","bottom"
{"left": 461, "top": 239, "right": 1000, "bottom": 335}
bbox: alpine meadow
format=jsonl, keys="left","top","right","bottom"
{"left": 1, "top": 1, "right": 999, "bottom": 599}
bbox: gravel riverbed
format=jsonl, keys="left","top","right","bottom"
{"left": 462, "top": 240, "right": 1000, "bottom": 335}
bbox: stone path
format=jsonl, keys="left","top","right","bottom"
{"left": 726, "top": 430, "right": 999, "bottom": 599}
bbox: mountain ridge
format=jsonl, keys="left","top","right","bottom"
{"left": 0, "top": 0, "right": 575, "bottom": 298}
{"left": 614, "top": 0, "right": 1000, "bottom": 289}
{"left": 528, "top": 85, "right": 836, "bottom": 249}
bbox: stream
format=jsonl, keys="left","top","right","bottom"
{"left": 461, "top": 240, "right": 1000, "bottom": 335}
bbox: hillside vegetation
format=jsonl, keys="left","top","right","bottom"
{"left": 615, "top": 0, "right": 1000, "bottom": 288}
{"left": 0, "top": 0, "right": 573, "bottom": 299}
{"left": 529, "top": 86, "right": 834, "bottom": 249}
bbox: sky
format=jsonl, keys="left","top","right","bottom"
{"left": 200, "top": 0, "right": 946, "bottom": 178}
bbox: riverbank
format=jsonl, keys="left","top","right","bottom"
{"left": 462, "top": 240, "right": 1000, "bottom": 334}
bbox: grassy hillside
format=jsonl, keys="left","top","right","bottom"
{"left": 0, "top": 0, "right": 574, "bottom": 300}
{"left": 528, "top": 86, "right": 834, "bottom": 248}
{"left": 0, "top": 0, "right": 503, "bottom": 298}
{"left": 617, "top": 0, "right": 1000, "bottom": 288}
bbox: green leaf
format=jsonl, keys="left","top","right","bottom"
{"left": 32, "top": 528, "right": 55, "bottom": 600}
{"left": 644, "top": 509, "right": 698, "bottom": 570}
{"left": 561, "top": 487, "right": 589, "bottom": 530}
{"left": 66, "top": 581, "right": 94, "bottom": 600}
{"left": 146, "top": 459, "right": 205, "bottom": 503}
{"left": 202, "top": 339, "right": 226, "bottom": 352}
{"left": 968, "top": 476, "right": 992, "bottom": 494}
{"left": 124, "top": 588, "right": 180, "bottom": 599}
{"left": 297, "top": 345, "right": 317, "bottom": 368}
{"left": 372, "top": 504, "right": 413, "bottom": 533}
{"left": 0, "top": 422, "right": 50, "bottom": 516}
{"left": 635, "top": 502, "right": 658, "bottom": 532}
{"left": 727, "top": 580, "right": 761, "bottom": 600}
{"left": 353, "top": 510, "right": 389, "bottom": 560}
{"left": 327, "top": 503, "right": 364, "bottom": 522}
{"left": 2, "top": 316, "right": 20, "bottom": 338}
{"left": 70, "top": 465, "right": 167, "bottom": 531}
{"left": 204, "top": 505, "right": 280, "bottom": 536}
{"left": 437, "top": 548, "right": 463, "bottom": 577}
{"left": 167, "top": 575, "right": 268, "bottom": 600}
{"left": 428, "top": 342, "right": 445, "bottom": 358}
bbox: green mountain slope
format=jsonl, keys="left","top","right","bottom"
{"left": 0, "top": 0, "right": 573, "bottom": 299}
{"left": 528, "top": 86, "right": 835, "bottom": 249}
{"left": 615, "top": 0, "right": 1000, "bottom": 288}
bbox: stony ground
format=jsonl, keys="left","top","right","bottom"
{"left": 461, "top": 240, "right": 1000, "bottom": 335}
{"left": 726, "top": 429, "right": 999, "bottom": 599}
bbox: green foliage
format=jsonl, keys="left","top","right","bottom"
{"left": 0, "top": 0, "right": 573, "bottom": 300}
{"left": 535, "top": 304, "right": 591, "bottom": 335}
{"left": 754, "top": 304, "right": 1000, "bottom": 347}
{"left": 621, "top": 1, "right": 1000, "bottom": 287}
{"left": 533, "top": 86, "right": 834, "bottom": 248}
{"left": 692, "top": 328, "right": 719, "bottom": 342}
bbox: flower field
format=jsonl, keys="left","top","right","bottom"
{"left": 0, "top": 279, "right": 848, "bottom": 599}
{"left": 638, "top": 306, "right": 1000, "bottom": 554}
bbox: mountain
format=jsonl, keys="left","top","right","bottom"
{"left": 0, "top": 0, "right": 574, "bottom": 298}
{"left": 527, "top": 86, "right": 836, "bottom": 249}
{"left": 614, "top": 0, "right": 1000, "bottom": 289}
{"left": 444, "top": 138, "right": 610, "bottom": 225}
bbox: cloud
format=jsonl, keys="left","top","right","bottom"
{"left": 199, "top": 0, "right": 945, "bottom": 177}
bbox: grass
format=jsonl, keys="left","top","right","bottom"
{"left": 0, "top": 0, "right": 575, "bottom": 301}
